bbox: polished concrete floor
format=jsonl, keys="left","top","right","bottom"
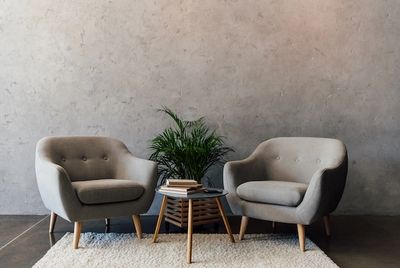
{"left": 0, "top": 215, "right": 399, "bottom": 268}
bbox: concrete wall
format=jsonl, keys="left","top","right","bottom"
{"left": 0, "top": 0, "right": 399, "bottom": 215}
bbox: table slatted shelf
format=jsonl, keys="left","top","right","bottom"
{"left": 164, "top": 197, "right": 220, "bottom": 227}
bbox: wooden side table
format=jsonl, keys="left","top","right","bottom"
{"left": 152, "top": 190, "right": 235, "bottom": 264}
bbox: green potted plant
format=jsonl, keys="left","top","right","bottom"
{"left": 149, "top": 107, "right": 233, "bottom": 227}
{"left": 150, "top": 107, "right": 233, "bottom": 185}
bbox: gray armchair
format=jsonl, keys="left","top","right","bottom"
{"left": 224, "top": 137, "right": 347, "bottom": 251}
{"left": 35, "top": 136, "right": 158, "bottom": 249}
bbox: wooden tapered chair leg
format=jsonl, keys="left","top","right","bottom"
{"left": 239, "top": 216, "right": 248, "bottom": 240}
{"left": 73, "top": 222, "right": 82, "bottom": 249}
{"left": 297, "top": 224, "right": 305, "bottom": 252}
{"left": 323, "top": 215, "right": 331, "bottom": 237}
{"left": 132, "top": 215, "right": 142, "bottom": 239}
{"left": 49, "top": 212, "right": 57, "bottom": 233}
{"left": 105, "top": 218, "right": 110, "bottom": 226}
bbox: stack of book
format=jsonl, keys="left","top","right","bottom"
{"left": 158, "top": 179, "right": 204, "bottom": 196}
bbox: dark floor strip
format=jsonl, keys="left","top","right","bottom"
{"left": 0, "top": 216, "right": 48, "bottom": 251}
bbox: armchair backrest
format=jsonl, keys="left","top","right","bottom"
{"left": 253, "top": 137, "right": 347, "bottom": 184}
{"left": 36, "top": 136, "right": 130, "bottom": 181}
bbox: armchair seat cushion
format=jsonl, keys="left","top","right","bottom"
{"left": 237, "top": 180, "right": 308, "bottom": 207}
{"left": 72, "top": 179, "right": 144, "bottom": 205}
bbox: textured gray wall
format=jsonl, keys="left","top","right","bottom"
{"left": 0, "top": 1, "right": 399, "bottom": 215}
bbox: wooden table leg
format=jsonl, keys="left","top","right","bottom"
{"left": 187, "top": 199, "right": 193, "bottom": 264}
{"left": 215, "top": 197, "right": 235, "bottom": 243}
{"left": 152, "top": 195, "right": 168, "bottom": 243}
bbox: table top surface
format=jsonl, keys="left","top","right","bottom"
{"left": 156, "top": 188, "right": 228, "bottom": 199}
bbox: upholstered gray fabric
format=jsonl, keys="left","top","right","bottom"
{"left": 71, "top": 179, "right": 144, "bottom": 205}
{"left": 224, "top": 137, "right": 348, "bottom": 225}
{"left": 35, "top": 136, "right": 158, "bottom": 222}
{"left": 237, "top": 181, "right": 308, "bottom": 207}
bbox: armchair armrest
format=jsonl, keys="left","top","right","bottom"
{"left": 35, "top": 159, "right": 81, "bottom": 221}
{"left": 223, "top": 156, "right": 264, "bottom": 193}
{"left": 296, "top": 155, "right": 348, "bottom": 224}
{"left": 117, "top": 153, "right": 158, "bottom": 212}
{"left": 118, "top": 153, "right": 158, "bottom": 188}
{"left": 223, "top": 156, "right": 265, "bottom": 215}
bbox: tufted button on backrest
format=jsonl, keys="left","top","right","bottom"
{"left": 37, "top": 136, "right": 130, "bottom": 181}
{"left": 255, "top": 137, "right": 347, "bottom": 184}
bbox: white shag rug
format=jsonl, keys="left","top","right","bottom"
{"left": 33, "top": 233, "right": 338, "bottom": 268}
